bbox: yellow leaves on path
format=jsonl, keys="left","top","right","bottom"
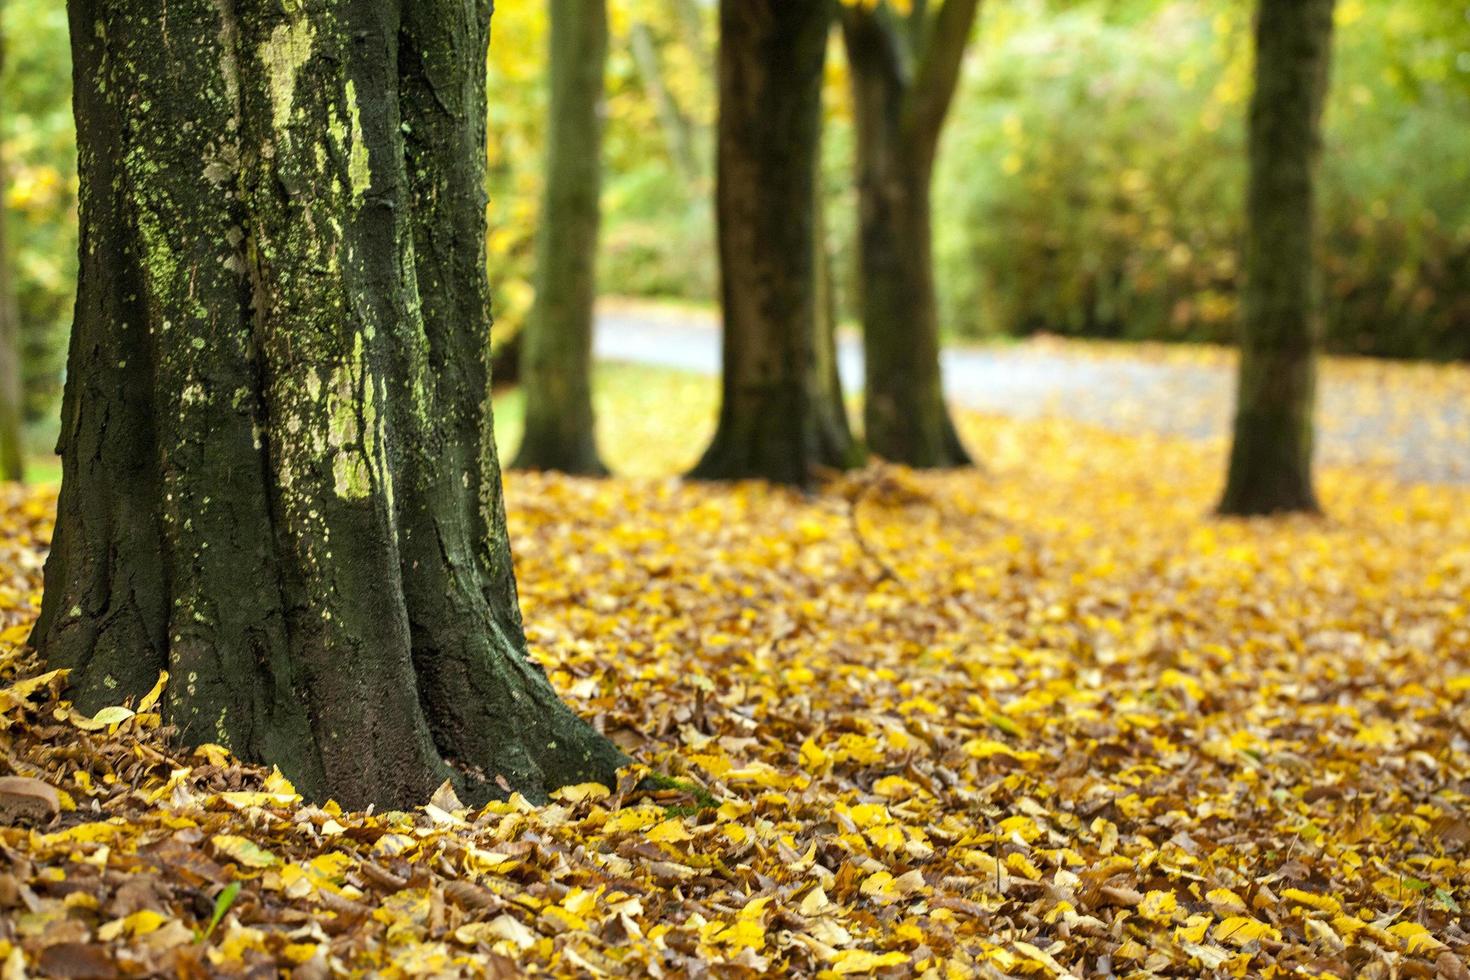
{"left": 2, "top": 407, "right": 1470, "bottom": 975}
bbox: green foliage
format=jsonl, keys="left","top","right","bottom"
{"left": 932, "top": 0, "right": 1470, "bottom": 359}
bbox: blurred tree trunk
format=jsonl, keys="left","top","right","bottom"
{"left": 35, "top": 0, "right": 624, "bottom": 808}
{"left": 515, "top": 0, "right": 608, "bottom": 474}
{"left": 1220, "top": 0, "right": 1336, "bottom": 516}
{"left": 841, "top": 0, "right": 979, "bottom": 469}
{"left": 668, "top": 0, "right": 715, "bottom": 83}
{"left": 628, "top": 20, "right": 701, "bottom": 190}
{"left": 0, "top": 8, "right": 23, "bottom": 483}
{"left": 813, "top": 142, "right": 856, "bottom": 466}
{"left": 692, "top": 0, "right": 856, "bottom": 486}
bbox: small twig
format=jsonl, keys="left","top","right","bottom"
{"left": 849, "top": 473, "right": 902, "bottom": 586}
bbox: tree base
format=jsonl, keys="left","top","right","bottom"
{"left": 865, "top": 398, "right": 973, "bottom": 470}
{"left": 512, "top": 432, "right": 610, "bottom": 478}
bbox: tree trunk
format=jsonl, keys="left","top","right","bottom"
{"left": 0, "top": 8, "right": 23, "bottom": 483}
{"left": 813, "top": 138, "right": 857, "bottom": 468}
{"left": 842, "top": 5, "right": 972, "bottom": 468}
{"left": 35, "top": 0, "right": 624, "bottom": 809}
{"left": 514, "top": 0, "right": 608, "bottom": 475}
{"left": 691, "top": 0, "right": 855, "bottom": 486}
{"left": 1219, "top": 0, "right": 1336, "bottom": 516}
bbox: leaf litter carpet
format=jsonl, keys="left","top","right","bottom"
{"left": 0, "top": 413, "right": 1468, "bottom": 978}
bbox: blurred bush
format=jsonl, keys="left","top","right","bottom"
{"left": 1, "top": 4, "right": 75, "bottom": 435}
{"left": 933, "top": 0, "right": 1470, "bottom": 358}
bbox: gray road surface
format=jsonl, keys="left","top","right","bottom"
{"left": 594, "top": 307, "right": 1470, "bottom": 485}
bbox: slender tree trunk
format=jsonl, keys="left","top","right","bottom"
{"left": 514, "top": 0, "right": 608, "bottom": 475}
{"left": 35, "top": 0, "right": 624, "bottom": 809}
{"left": 1220, "top": 0, "right": 1336, "bottom": 516}
{"left": 668, "top": 0, "right": 715, "bottom": 85}
{"left": 628, "top": 20, "right": 700, "bottom": 190}
{"left": 0, "top": 9, "right": 23, "bottom": 483}
{"left": 691, "top": 0, "right": 855, "bottom": 486}
{"left": 842, "top": 4, "right": 974, "bottom": 468}
{"left": 813, "top": 139, "right": 856, "bottom": 467}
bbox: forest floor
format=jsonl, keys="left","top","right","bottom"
{"left": 1, "top": 363, "right": 1469, "bottom": 977}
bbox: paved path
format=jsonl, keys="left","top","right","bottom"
{"left": 595, "top": 305, "right": 1470, "bottom": 486}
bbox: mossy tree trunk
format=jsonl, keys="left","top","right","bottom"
{"left": 1219, "top": 0, "right": 1336, "bottom": 516}
{"left": 691, "top": 0, "right": 856, "bottom": 486}
{"left": 514, "top": 0, "right": 608, "bottom": 475}
{"left": 0, "top": 8, "right": 23, "bottom": 484}
{"left": 35, "top": 0, "right": 625, "bottom": 809}
{"left": 841, "top": 0, "right": 980, "bottom": 469}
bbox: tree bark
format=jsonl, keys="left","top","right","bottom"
{"left": 691, "top": 0, "right": 856, "bottom": 486}
{"left": 514, "top": 0, "right": 608, "bottom": 475}
{"left": 35, "top": 0, "right": 624, "bottom": 809}
{"left": 0, "top": 8, "right": 23, "bottom": 483}
{"left": 1219, "top": 0, "right": 1336, "bottom": 516}
{"left": 841, "top": 1, "right": 977, "bottom": 469}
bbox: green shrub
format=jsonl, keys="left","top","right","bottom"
{"left": 932, "top": 0, "right": 1470, "bottom": 359}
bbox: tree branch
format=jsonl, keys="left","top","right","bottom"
{"left": 903, "top": 0, "right": 981, "bottom": 155}
{"left": 839, "top": 1, "right": 912, "bottom": 93}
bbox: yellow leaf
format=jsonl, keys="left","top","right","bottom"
{"left": 455, "top": 915, "right": 536, "bottom": 950}
{"left": 872, "top": 775, "right": 918, "bottom": 798}
{"left": 1213, "top": 916, "right": 1280, "bottom": 947}
{"left": 832, "top": 949, "right": 909, "bottom": 974}
{"left": 69, "top": 704, "right": 135, "bottom": 731}
{"left": 212, "top": 834, "right": 278, "bottom": 869}
{"left": 1175, "top": 915, "right": 1212, "bottom": 943}
{"left": 799, "top": 886, "right": 830, "bottom": 916}
{"left": 263, "top": 768, "right": 297, "bottom": 798}
{"left": 961, "top": 738, "right": 1039, "bottom": 763}
{"left": 195, "top": 743, "right": 233, "bottom": 766}
{"left": 1281, "top": 888, "right": 1341, "bottom": 914}
{"left": 137, "top": 671, "right": 168, "bottom": 712}
{"left": 646, "top": 819, "right": 693, "bottom": 844}
{"left": 550, "top": 782, "right": 610, "bottom": 803}
{"left": 98, "top": 909, "right": 169, "bottom": 941}
{"left": 1139, "top": 890, "right": 1180, "bottom": 923}
{"left": 603, "top": 804, "right": 663, "bottom": 833}
{"left": 1387, "top": 921, "right": 1445, "bottom": 954}
{"left": 1206, "top": 888, "right": 1248, "bottom": 915}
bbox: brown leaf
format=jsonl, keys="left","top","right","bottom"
{"left": 0, "top": 776, "right": 60, "bottom": 826}
{"left": 443, "top": 879, "right": 504, "bottom": 913}
{"left": 1438, "top": 952, "right": 1470, "bottom": 980}
{"left": 37, "top": 943, "right": 120, "bottom": 979}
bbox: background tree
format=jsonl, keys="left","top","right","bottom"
{"left": 691, "top": 0, "right": 856, "bottom": 486}
{"left": 813, "top": 142, "right": 855, "bottom": 466}
{"left": 0, "top": 6, "right": 22, "bottom": 483}
{"left": 629, "top": 18, "right": 701, "bottom": 191}
{"left": 840, "top": 0, "right": 981, "bottom": 469}
{"left": 1219, "top": 0, "right": 1337, "bottom": 516}
{"left": 34, "top": 0, "right": 623, "bottom": 807}
{"left": 514, "top": 0, "right": 609, "bottom": 475}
